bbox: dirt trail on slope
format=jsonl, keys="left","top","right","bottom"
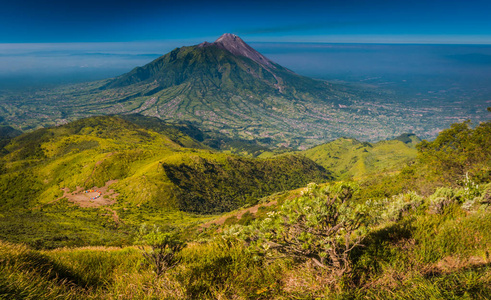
{"left": 103, "top": 207, "right": 121, "bottom": 224}
{"left": 200, "top": 187, "right": 308, "bottom": 228}
{"left": 201, "top": 200, "right": 277, "bottom": 228}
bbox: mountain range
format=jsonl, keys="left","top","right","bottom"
{"left": 0, "top": 113, "right": 425, "bottom": 249}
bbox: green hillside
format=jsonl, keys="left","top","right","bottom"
{"left": 1, "top": 119, "right": 490, "bottom": 299}
{"left": 0, "top": 125, "right": 22, "bottom": 155}
{"left": 0, "top": 116, "right": 331, "bottom": 248}
{"left": 0, "top": 125, "right": 22, "bottom": 139}
{"left": 302, "top": 135, "right": 418, "bottom": 179}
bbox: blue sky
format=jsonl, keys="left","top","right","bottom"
{"left": 1, "top": 0, "right": 490, "bottom": 44}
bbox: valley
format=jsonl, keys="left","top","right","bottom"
{"left": 0, "top": 115, "right": 331, "bottom": 248}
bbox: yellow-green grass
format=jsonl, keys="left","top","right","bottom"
{"left": 0, "top": 116, "right": 330, "bottom": 249}
{"left": 303, "top": 137, "right": 417, "bottom": 179}
{"left": 2, "top": 204, "right": 490, "bottom": 299}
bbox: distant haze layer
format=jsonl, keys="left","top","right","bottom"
{"left": 1, "top": 42, "right": 490, "bottom": 107}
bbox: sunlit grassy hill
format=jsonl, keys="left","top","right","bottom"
{"left": 302, "top": 135, "right": 419, "bottom": 179}
{"left": 0, "top": 115, "right": 330, "bottom": 248}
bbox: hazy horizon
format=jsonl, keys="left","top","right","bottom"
{"left": 2, "top": 0, "right": 489, "bottom": 91}
{"left": 1, "top": 41, "right": 490, "bottom": 95}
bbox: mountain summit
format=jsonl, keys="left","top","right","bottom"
{"left": 199, "top": 33, "right": 274, "bottom": 68}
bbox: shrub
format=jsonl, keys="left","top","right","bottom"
{"left": 238, "top": 211, "right": 255, "bottom": 225}
{"left": 461, "top": 182, "right": 491, "bottom": 211}
{"left": 230, "top": 182, "right": 367, "bottom": 278}
{"left": 417, "top": 120, "right": 491, "bottom": 185}
{"left": 457, "top": 172, "right": 481, "bottom": 200}
{"left": 380, "top": 191, "right": 424, "bottom": 222}
{"left": 223, "top": 216, "right": 239, "bottom": 226}
{"left": 429, "top": 187, "right": 459, "bottom": 214}
{"left": 137, "top": 224, "right": 186, "bottom": 277}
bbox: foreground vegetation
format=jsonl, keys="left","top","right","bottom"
{"left": 1, "top": 183, "right": 490, "bottom": 299}
{"left": 1, "top": 118, "right": 490, "bottom": 299}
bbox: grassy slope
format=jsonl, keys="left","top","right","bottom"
{"left": 1, "top": 188, "right": 489, "bottom": 299}
{"left": 302, "top": 137, "right": 418, "bottom": 179}
{"left": 1, "top": 120, "right": 490, "bottom": 299}
{"left": 0, "top": 116, "right": 330, "bottom": 248}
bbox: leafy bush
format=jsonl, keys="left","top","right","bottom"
{"left": 379, "top": 191, "right": 424, "bottom": 222}
{"left": 228, "top": 182, "right": 367, "bottom": 278}
{"left": 238, "top": 211, "right": 255, "bottom": 225}
{"left": 417, "top": 120, "right": 491, "bottom": 185}
{"left": 428, "top": 187, "right": 459, "bottom": 214}
{"left": 223, "top": 216, "right": 239, "bottom": 226}
{"left": 460, "top": 181, "right": 491, "bottom": 212}
{"left": 137, "top": 224, "right": 186, "bottom": 277}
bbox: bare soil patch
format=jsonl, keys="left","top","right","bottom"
{"left": 433, "top": 255, "right": 489, "bottom": 273}
{"left": 61, "top": 180, "right": 119, "bottom": 208}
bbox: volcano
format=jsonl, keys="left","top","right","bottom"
{"left": 24, "top": 34, "right": 386, "bottom": 149}
{"left": 103, "top": 33, "right": 327, "bottom": 96}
